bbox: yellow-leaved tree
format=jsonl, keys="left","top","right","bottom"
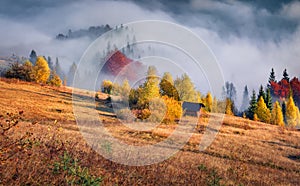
{"left": 286, "top": 96, "right": 299, "bottom": 127}
{"left": 255, "top": 96, "right": 271, "bottom": 123}
{"left": 271, "top": 101, "right": 284, "bottom": 126}
{"left": 32, "top": 56, "right": 50, "bottom": 83}
{"left": 48, "top": 71, "right": 62, "bottom": 87}
{"left": 205, "top": 92, "right": 213, "bottom": 112}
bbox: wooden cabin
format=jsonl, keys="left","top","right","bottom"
{"left": 182, "top": 102, "right": 205, "bottom": 117}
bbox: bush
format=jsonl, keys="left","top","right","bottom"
{"left": 48, "top": 73, "right": 62, "bottom": 87}
{"left": 115, "top": 108, "right": 135, "bottom": 122}
{"left": 162, "top": 96, "right": 182, "bottom": 123}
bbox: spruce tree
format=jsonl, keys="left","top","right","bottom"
{"left": 247, "top": 90, "right": 257, "bottom": 120}
{"left": 283, "top": 69, "right": 289, "bottom": 82}
{"left": 265, "top": 88, "right": 273, "bottom": 110}
{"left": 271, "top": 101, "right": 284, "bottom": 126}
{"left": 240, "top": 85, "right": 249, "bottom": 112}
{"left": 54, "top": 57, "right": 65, "bottom": 81}
{"left": 257, "top": 85, "right": 266, "bottom": 102}
{"left": 67, "top": 62, "right": 77, "bottom": 86}
{"left": 255, "top": 96, "right": 271, "bottom": 123}
{"left": 282, "top": 102, "right": 287, "bottom": 124}
{"left": 29, "top": 50, "right": 37, "bottom": 65}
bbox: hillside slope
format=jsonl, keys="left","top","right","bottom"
{"left": 0, "top": 78, "right": 299, "bottom": 185}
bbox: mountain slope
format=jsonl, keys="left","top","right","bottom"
{"left": 0, "top": 78, "right": 299, "bottom": 185}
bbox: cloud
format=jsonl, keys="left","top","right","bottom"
{"left": 0, "top": 0, "right": 299, "bottom": 106}
{"left": 281, "top": 0, "right": 300, "bottom": 20}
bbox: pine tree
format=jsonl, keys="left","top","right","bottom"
{"left": 247, "top": 90, "right": 257, "bottom": 120}
{"left": 282, "top": 102, "right": 287, "bottom": 124}
{"left": 32, "top": 56, "right": 50, "bottom": 83}
{"left": 205, "top": 92, "right": 213, "bottom": 112}
{"left": 286, "top": 96, "right": 298, "bottom": 127}
{"left": 47, "top": 56, "right": 54, "bottom": 70}
{"left": 257, "top": 85, "right": 266, "bottom": 102}
{"left": 29, "top": 50, "right": 37, "bottom": 64}
{"left": 268, "top": 68, "right": 276, "bottom": 97}
{"left": 54, "top": 57, "right": 65, "bottom": 81}
{"left": 271, "top": 101, "right": 284, "bottom": 126}
{"left": 255, "top": 96, "right": 271, "bottom": 123}
{"left": 222, "top": 81, "right": 237, "bottom": 102}
{"left": 283, "top": 69, "right": 289, "bottom": 82}
{"left": 265, "top": 88, "right": 273, "bottom": 110}
{"left": 67, "top": 62, "right": 77, "bottom": 86}
{"left": 240, "top": 85, "right": 249, "bottom": 112}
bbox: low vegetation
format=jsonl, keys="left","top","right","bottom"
{"left": 0, "top": 79, "right": 299, "bottom": 185}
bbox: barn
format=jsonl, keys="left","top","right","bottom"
{"left": 182, "top": 102, "right": 205, "bottom": 117}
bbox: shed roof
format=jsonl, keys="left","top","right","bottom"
{"left": 182, "top": 102, "right": 205, "bottom": 112}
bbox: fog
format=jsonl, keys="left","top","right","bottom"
{"left": 0, "top": 0, "right": 300, "bottom": 106}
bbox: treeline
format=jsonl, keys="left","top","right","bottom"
{"left": 101, "top": 66, "right": 235, "bottom": 123}
{"left": 101, "top": 67, "right": 300, "bottom": 127}
{"left": 4, "top": 50, "right": 78, "bottom": 87}
{"left": 240, "top": 68, "right": 300, "bottom": 127}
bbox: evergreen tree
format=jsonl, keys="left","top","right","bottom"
{"left": 47, "top": 56, "right": 54, "bottom": 71}
{"left": 174, "top": 73, "right": 198, "bottom": 102}
{"left": 268, "top": 68, "right": 276, "bottom": 97}
{"left": 257, "top": 85, "right": 266, "bottom": 102}
{"left": 247, "top": 90, "right": 257, "bottom": 120}
{"left": 282, "top": 101, "right": 287, "bottom": 124}
{"left": 255, "top": 96, "right": 271, "bottom": 123}
{"left": 29, "top": 50, "right": 37, "bottom": 64}
{"left": 222, "top": 81, "right": 237, "bottom": 102}
{"left": 268, "top": 68, "right": 276, "bottom": 88}
{"left": 271, "top": 101, "right": 284, "bottom": 126}
{"left": 240, "top": 85, "right": 249, "bottom": 112}
{"left": 286, "top": 96, "right": 298, "bottom": 127}
{"left": 32, "top": 56, "right": 51, "bottom": 83}
{"left": 67, "top": 62, "right": 77, "bottom": 86}
{"left": 283, "top": 69, "right": 289, "bottom": 82}
{"left": 159, "top": 72, "right": 179, "bottom": 100}
{"left": 265, "top": 88, "right": 273, "bottom": 110}
{"left": 54, "top": 57, "right": 65, "bottom": 81}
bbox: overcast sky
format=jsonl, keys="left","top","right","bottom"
{"left": 0, "top": 0, "right": 300, "bottom": 103}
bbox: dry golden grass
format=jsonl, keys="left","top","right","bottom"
{"left": 0, "top": 78, "right": 299, "bottom": 185}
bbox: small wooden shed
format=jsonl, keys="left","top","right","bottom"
{"left": 182, "top": 102, "right": 205, "bottom": 117}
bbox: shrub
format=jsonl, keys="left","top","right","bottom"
{"left": 48, "top": 72, "right": 62, "bottom": 87}
{"left": 115, "top": 108, "right": 135, "bottom": 122}
{"left": 162, "top": 96, "right": 182, "bottom": 123}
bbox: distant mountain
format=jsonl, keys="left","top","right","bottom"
{"left": 56, "top": 24, "right": 112, "bottom": 40}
